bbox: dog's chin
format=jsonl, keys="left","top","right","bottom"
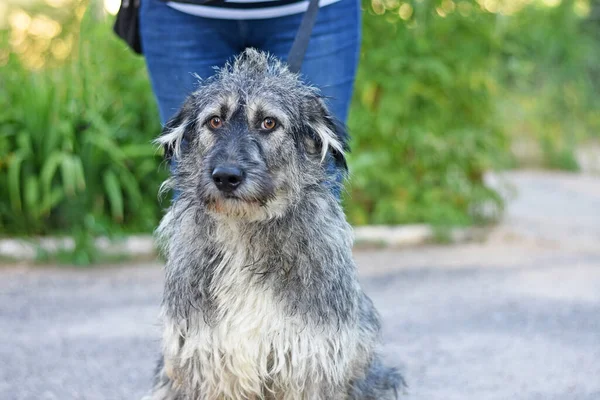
{"left": 204, "top": 195, "right": 288, "bottom": 222}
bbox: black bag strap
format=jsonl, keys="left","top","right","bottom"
{"left": 286, "top": 0, "right": 320, "bottom": 73}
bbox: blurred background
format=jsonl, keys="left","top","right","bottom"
{"left": 1, "top": 0, "right": 598, "bottom": 263}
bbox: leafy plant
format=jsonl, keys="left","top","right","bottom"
{"left": 0, "top": 11, "right": 165, "bottom": 262}
{"left": 344, "top": 1, "right": 509, "bottom": 226}
{"left": 497, "top": 0, "right": 600, "bottom": 169}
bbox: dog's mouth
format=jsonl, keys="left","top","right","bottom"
{"left": 204, "top": 195, "right": 265, "bottom": 215}
{"left": 198, "top": 175, "right": 283, "bottom": 219}
{"left": 219, "top": 193, "right": 266, "bottom": 204}
{"left": 223, "top": 193, "right": 249, "bottom": 200}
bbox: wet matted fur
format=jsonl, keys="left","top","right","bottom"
{"left": 144, "top": 49, "right": 404, "bottom": 400}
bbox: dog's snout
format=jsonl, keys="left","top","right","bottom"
{"left": 212, "top": 166, "right": 245, "bottom": 192}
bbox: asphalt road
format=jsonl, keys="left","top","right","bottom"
{"left": 1, "top": 171, "right": 599, "bottom": 400}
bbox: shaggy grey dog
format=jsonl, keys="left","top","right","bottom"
{"left": 146, "top": 49, "right": 403, "bottom": 400}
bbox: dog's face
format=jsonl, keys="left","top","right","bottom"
{"left": 158, "top": 49, "right": 347, "bottom": 221}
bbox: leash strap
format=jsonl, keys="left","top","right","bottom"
{"left": 286, "top": 0, "right": 320, "bottom": 73}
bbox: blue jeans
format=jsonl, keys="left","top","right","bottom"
{"left": 140, "top": 0, "right": 361, "bottom": 198}
{"left": 139, "top": 0, "right": 361, "bottom": 124}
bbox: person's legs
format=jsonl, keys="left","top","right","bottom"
{"left": 250, "top": 0, "right": 361, "bottom": 124}
{"left": 139, "top": 0, "right": 245, "bottom": 124}
{"left": 140, "top": 0, "right": 361, "bottom": 124}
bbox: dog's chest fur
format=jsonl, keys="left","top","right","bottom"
{"left": 162, "top": 218, "right": 360, "bottom": 399}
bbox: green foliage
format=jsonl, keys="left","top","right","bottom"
{"left": 345, "top": 1, "right": 508, "bottom": 226}
{"left": 497, "top": 0, "right": 600, "bottom": 169}
{"left": 0, "top": 12, "right": 165, "bottom": 262}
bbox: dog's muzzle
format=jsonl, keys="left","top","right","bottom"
{"left": 212, "top": 165, "right": 245, "bottom": 193}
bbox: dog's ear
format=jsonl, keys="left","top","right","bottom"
{"left": 154, "top": 101, "right": 195, "bottom": 161}
{"left": 306, "top": 101, "right": 349, "bottom": 171}
{"left": 328, "top": 119, "right": 349, "bottom": 171}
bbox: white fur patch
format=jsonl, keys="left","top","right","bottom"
{"left": 154, "top": 119, "right": 188, "bottom": 159}
{"left": 310, "top": 123, "right": 344, "bottom": 162}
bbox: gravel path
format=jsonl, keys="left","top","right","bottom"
{"left": 1, "top": 171, "right": 599, "bottom": 400}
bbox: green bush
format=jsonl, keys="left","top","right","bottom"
{"left": 0, "top": 11, "right": 164, "bottom": 262}
{"left": 497, "top": 0, "right": 600, "bottom": 169}
{"left": 345, "top": 1, "right": 508, "bottom": 225}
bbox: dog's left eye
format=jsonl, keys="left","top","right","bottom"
{"left": 261, "top": 117, "right": 277, "bottom": 131}
{"left": 209, "top": 116, "right": 223, "bottom": 129}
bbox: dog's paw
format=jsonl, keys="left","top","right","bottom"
{"left": 349, "top": 358, "right": 407, "bottom": 399}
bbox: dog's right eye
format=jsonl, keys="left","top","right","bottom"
{"left": 208, "top": 116, "right": 222, "bottom": 129}
{"left": 261, "top": 117, "right": 277, "bottom": 131}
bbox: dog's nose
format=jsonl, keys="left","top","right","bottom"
{"left": 212, "top": 166, "right": 245, "bottom": 192}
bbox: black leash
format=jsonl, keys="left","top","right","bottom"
{"left": 286, "top": 0, "right": 320, "bottom": 73}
